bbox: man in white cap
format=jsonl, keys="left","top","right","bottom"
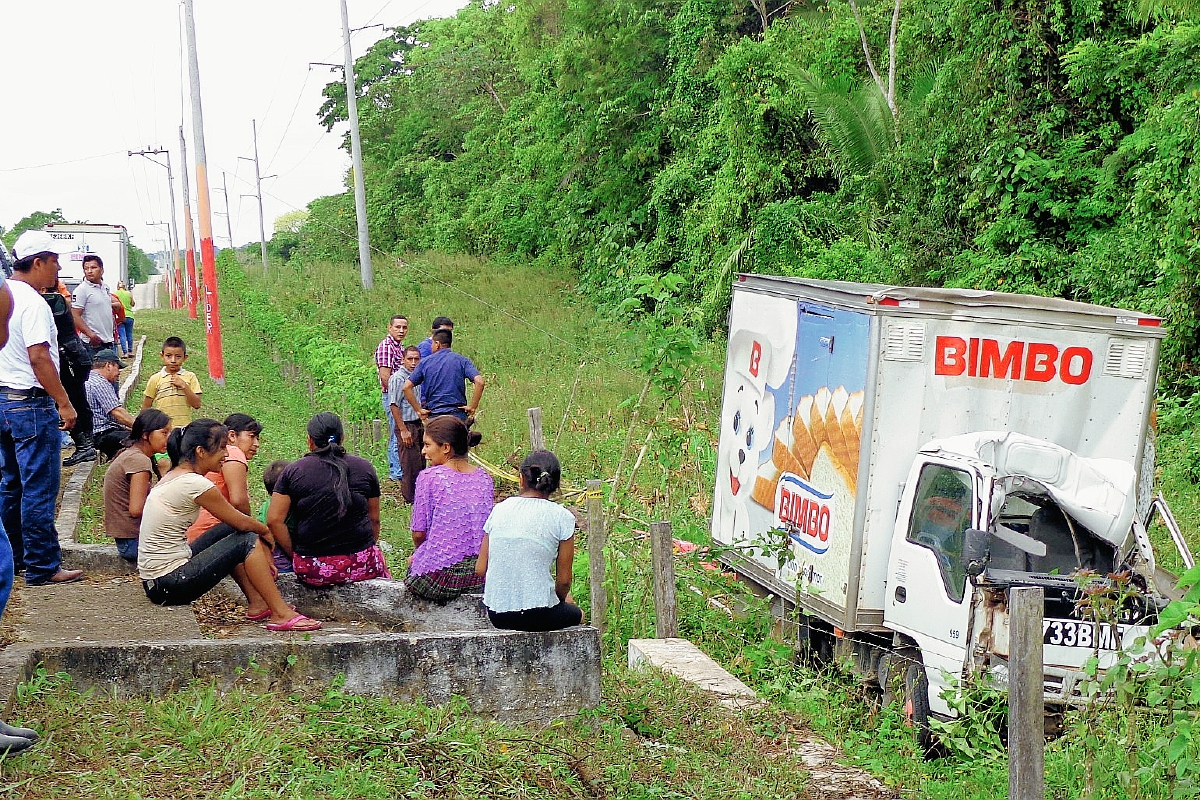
{"left": 1, "top": 231, "right": 83, "bottom": 591}
{"left": 0, "top": 235, "right": 48, "bottom": 754}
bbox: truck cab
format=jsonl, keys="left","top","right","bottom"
{"left": 882, "top": 432, "right": 1188, "bottom": 728}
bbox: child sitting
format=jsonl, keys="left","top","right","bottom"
{"left": 258, "top": 459, "right": 295, "bottom": 573}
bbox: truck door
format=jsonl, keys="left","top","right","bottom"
{"left": 884, "top": 458, "right": 981, "bottom": 711}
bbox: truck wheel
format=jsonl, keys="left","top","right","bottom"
{"left": 903, "top": 662, "right": 935, "bottom": 756}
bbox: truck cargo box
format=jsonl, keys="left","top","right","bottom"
{"left": 44, "top": 223, "right": 129, "bottom": 291}
{"left": 712, "top": 276, "right": 1164, "bottom": 632}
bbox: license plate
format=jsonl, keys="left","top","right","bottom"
{"left": 1042, "top": 619, "right": 1125, "bottom": 650}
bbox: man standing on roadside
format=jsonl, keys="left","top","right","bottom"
{"left": 417, "top": 316, "right": 453, "bottom": 359}
{"left": 1, "top": 232, "right": 83, "bottom": 587}
{"left": 0, "top": 239, "right": 44, "bottom": 755}
{"left": 403, "top": 328, "right": 485, "bottom": 424}
{"left": 71, "top": 254, "right": 120, "bottom": 354}
{"left": 375, "top": 315, "right": 408, "bottom": 482}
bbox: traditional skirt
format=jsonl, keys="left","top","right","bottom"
{"left": 404, "top": 555, "right": 484, "bottom": 601}
{"left": 292, "top": 544, "right": 391, "bottom": 587}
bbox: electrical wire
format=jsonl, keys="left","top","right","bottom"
{"left": 264, "top": 69, "right": 312, "bottom": 175}
{"left": 0, "top": 150, "right": 126, "bottom": 173}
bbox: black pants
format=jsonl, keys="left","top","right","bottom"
{"left": 142, "top": 523, "right": 257, "bottom": 606}
{"left": 487, "top": 601, "right": 583, "bottom": 632}
{"left": 60, "top": 362, "right": 92, "bottom": 447}
{"left": 94, "top": 428, "right": 128, "bottom": 460}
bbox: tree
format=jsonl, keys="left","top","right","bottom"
{"left": 127, "top": 242, "right": 154, "bottom": 284}
{"left": 2, "top": 209, "right": 67, "bottom": 250}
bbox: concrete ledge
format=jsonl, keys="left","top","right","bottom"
{"left": 61, "top": 542, "right": 137, "bottom": 575}
{"left": 1, "top": 627, "right": 601, "bottom": 722}
{"left": 213, "top": 574, "right": 492, "bottom": 631}
{"left": 629, "top": 637, "right": 760, "bottom": 708}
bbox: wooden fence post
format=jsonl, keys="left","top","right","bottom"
{"left": 528, "top": 407, "right": 545, "bottom": 451}
{"left": 650, "top": 521, "right": 678, "bottom": 638}
{"left": 1009, "top": 586, "right": 1045, "bottom": 800}
{"left": 372, "top": 418, "right": 383, "bottom": 442}
{"left": 586, "top": 480, "right": 607, "bottom": 635}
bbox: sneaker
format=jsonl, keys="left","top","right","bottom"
{"left": 62, "top": 446, "right": 98, "bottom": 467}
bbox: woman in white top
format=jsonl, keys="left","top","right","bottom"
{"left": 138, "top": 418, "right": 321, "bottom": 632}
{"left": 475, "top": 450, "right": 583, "bottom": 631}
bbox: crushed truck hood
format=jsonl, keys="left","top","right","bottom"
{"left": 920, "top": 432, "right": 1136, "bottom": 547}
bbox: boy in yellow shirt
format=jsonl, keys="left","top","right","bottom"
{"left": 141, "top": 336, "right": 202, "bottom": 427}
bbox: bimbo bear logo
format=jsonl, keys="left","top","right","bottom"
{"left": 718, "top": 332, "right": 779, "bottom": 541}
{"left": 774, "top": 474, "right": 833, "bottom": 555}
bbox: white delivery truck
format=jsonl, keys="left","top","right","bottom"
{"left": 43, "top": 223, "right": 129, "bottom": 291}
{"left": 712, "top": 275, "right": 1193, "bottom": 746}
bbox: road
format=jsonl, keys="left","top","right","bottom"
{"left": 133, "top": 275, "right": 163, "bottom": 310}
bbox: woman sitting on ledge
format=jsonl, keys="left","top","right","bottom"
{"left": 103, "top": 408, "right": 171, "bottom": 562}
{"left": 138, "top": 419, "right": 321, "bottom": 632}
{"left": 476, "top": 450, "right": 583, "bottom": 631}
{"left": 267, "top": 412, "right": 389, "bottom": 586}
{"left": 405, "top": 415, "right": 493, "bottom": 601}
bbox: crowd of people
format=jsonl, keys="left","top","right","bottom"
{"left": 0, "top": 234, "right": 585, "bottom": 754}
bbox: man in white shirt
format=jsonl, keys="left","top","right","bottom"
{"left": 72, "top": 254, "right": 119, "bottom": 353}
{"left": 1, "top": 231, "right": 83, "bottom": 589}
{"left": 0, "top": 237, "right": 42, "bottom": 755}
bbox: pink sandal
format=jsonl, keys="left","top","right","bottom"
{"left": 265, "top": 614, "right": 322, "bottom": 632}
{"left": 246, "top": 605, "right": 296, "bottom": 622}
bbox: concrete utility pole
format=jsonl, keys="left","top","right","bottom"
{"left": 183, "top": 0, "right": 225, "bottom": 384}
{"left": 216, "top": 172, "right": 235, "bottom": 249}
{"left": 179, "top": 126, "right": 199, "bottom": 320}
{"left": 127, "top": 147, "right": 182, "bottom": 310}
{"left": 340, "top": 0, "right": 374, "bottom": 290}
{"left": 238, "top": 120, "right": 271, "bottom": 275}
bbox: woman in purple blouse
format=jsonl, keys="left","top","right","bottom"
{"left": 404, "top": 416, "right": 494, "bottom": 600}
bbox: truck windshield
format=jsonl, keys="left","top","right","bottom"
{"left": 906, "top": 465, "right": 973, "bottom": 602}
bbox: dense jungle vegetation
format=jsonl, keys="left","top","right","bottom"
{"left": 286, "top": 0, "right": 1200, "bottom": 394}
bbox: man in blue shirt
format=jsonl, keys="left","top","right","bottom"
{"left": 403, "top": 328, "right": 485, "bottom": 423}
{"left": 416, "top": 316, "right": 453, "bottom": 359}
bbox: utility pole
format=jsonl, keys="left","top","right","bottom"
{"left": 238, "top": 120, "right": 272, "bottom": 275}
{"left": 213, "top": 172, "right": 235, "bottom": 250}
{"left": 340, "top": 0, "right": 374, "bottom": 290}
{"left": 179, "top": 127, "right": 199, "bottom": 319}
{"left": 127, "top": 147, "right": 182, "bottom": 310}
{"left": 183, "top": 0, "right": 225, "bottom": 385}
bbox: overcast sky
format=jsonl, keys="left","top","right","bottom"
{"left": 0, "top": 0, "right": 469, "bottom": 260}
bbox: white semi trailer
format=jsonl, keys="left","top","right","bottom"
{"left": 43, "top": 223, "right": 129, "bottom": 291}
{"left": 712, "top": 275, "right": 1193, "bottom": 747}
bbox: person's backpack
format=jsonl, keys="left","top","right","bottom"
{"left": 41, "top": 290, "right": 92, "bottom": 375}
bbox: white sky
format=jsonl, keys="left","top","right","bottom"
{"left": 0, "top": 0, "right": 469, "bottom": 260}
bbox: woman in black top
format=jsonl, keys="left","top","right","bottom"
{"left": 266, "top": 412, "right": 390, "bottom": 586}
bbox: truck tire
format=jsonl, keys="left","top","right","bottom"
{"left": 903, "top": 662, "right": 935, "bottom": 756}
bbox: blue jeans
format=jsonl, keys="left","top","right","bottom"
{"left": 0, "top": 396, "right": 63, "bottom": 583}
{"left": 383, "top": 394, "right": 402, "bottom": 480}
{"left": 0, "top": 517, "right": 13, "bottom": 619}
{"left": 117, "top": 318, "right": 134, "bottom": 354}
{"left": 115, "top": 537, "right": 138, "bottom": 560}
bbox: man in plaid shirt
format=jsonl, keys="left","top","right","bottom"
{"left": 375, "top": 315, "right": 408, "bottom": 481}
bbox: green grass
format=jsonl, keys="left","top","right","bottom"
{"left": 1, "top": 668, "right": 820, "bottom": 799}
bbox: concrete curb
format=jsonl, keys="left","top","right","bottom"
{"left": 1, "top": 626, "right": 601, "bottom": 723}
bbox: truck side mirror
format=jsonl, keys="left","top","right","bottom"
{"left": 963, "top": 528, "right": 990, "bottom": 578}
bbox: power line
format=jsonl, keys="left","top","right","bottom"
{"left": 264, "top": 68, "right": 312, "bottom": 174}
{"left": 0, "top": 150, "right": 125, "bottom": 173}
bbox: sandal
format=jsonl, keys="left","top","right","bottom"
{"left": 246, "top": 605, "right": 295, "bottom": 622}
{"left": 265, "top": 614, "right": 322, "bottom": 632}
